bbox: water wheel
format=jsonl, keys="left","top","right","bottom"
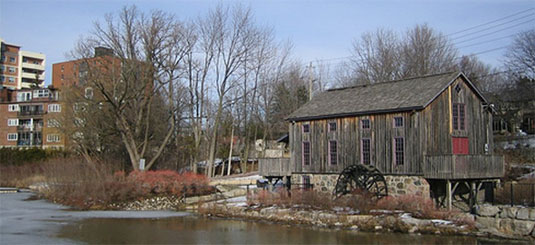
{"left": 333, "top": 164, "right": 388, "bottom": 199}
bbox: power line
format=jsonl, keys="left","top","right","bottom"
{"left": 447, "top": 7, "right": 534, "bottom": 37}
{"left": 453, "top": 18, "right": 534, "bottom": 44}
{"left": 457, "top": 34, "right": 517, "bottom": 49}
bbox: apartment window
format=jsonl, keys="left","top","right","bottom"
{"left": 7, "top": 133, "right": 18, "bottom": 141}
{"left": 48, "top": 104, "right": 61, "bottom": 112}
{"left": 1, "top": 56, "right": 5, "bottom": 62}
{"left": 8, "top": 77, "right": 15, "bottom": 83}
{"left": 302, "top": 141, "right": 311, "bottom": 166}
{"left": 17, "top": 92, "right": 31, "bottom": 102}
{"left": 47, "top": 119, "right": 60, "bottom": 128}
{"left": 8, "top": 67, "right": 15, "bottom": 73}
{"left": 61, "top": 74, "right": 64, "bottom": 80}
{"left": 302, "top": 124, "right": 310, "bottom": 133}
{"left": 394, "top": 137, "right": 404, "bottom": 165}
{"left": 361, "top": 138, "right": 371, "bottom": 165}
{"left": 452, "top": 103, "right": 465, "bottom": 130}
{"left": 329, "top": 140, "right": 337, "bottom": 165}
{"left": 361, "top": 119, "right": 370, "bottom": 129}
{"left": 7, "top": 119, "right": 19, "bottom": 126}
{"left": 9, "top": 57, "right": 15, "bottom": 63}
{"left": 47, "top": 134, "right": 61, "bottom": 143}
{"left": 61, "top": 65, "right": 64, "bottom": 72}
{"left": 33, "top": 61, "right": 40, "bottom": 65}
{"left": 394, "top": 117, "right": 403, "bottom": 128}
{"left": 34, "top": 89, "right": 49, "bottom": 98}
{"left": 0, "top": 76, "right": 4, "bottom": 82}
{"left": 85, "top": 87, "right": 94, "bottom": 99}
{"left": 23, "top": 57, "right": 28, "bottom": 63}
{"left": 329, "top": 122, "right": 337, "bottom": 132}
{"left": 8, "top": 104, "right": 19, "bottom": 112}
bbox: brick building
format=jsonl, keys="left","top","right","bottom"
{"left": 1, "top": 38, "right": 46, "bottom": 90}
{"left": 0, "top": 88, "right": 65, "bottom": 149}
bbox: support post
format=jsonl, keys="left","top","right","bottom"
{"left": 446, "top": 180, "right": 452, "bottom": 211}
{"left": 470, "top": 181, "right": 476, "bottom": 214}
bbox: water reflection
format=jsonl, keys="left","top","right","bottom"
{"left": 58, "top": 216, "right": 480, "bottom": 244}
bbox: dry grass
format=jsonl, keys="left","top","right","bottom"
{"left": 247, "top": 190, "right": 463, "bottom": 221}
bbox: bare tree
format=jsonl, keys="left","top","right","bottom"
{"left": 401, "top": 24, "right": 458, "bottom": 77}
{"left": 341, "top": 24, "right": 458, "bottom": 86}
{"left": 504, "top": 29, "right": 535, "bottom": 80}
{"left": 69, "top": 6, "right": 187, "bottom": 170}
{"left": 349, "top": 29, "right": 401, "bottom": 84}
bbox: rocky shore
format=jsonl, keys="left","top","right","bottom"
{"left": 199, "top": 202, "right": 534, "bottom": 241}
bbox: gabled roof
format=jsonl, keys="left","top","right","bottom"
{"left": 287, "top": 72, "right": 487, "bottom": 121}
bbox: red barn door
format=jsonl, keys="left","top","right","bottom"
{"left": 452, "top": 137, "right": 469, "bottom": 155}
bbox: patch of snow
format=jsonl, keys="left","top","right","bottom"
{"left": 431, "top": 219, "right": 453, "bottom": 225}
{"left": 234, "top": 174, "right": 262, "bottom": 180}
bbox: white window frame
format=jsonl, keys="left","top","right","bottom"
{"left": 17, "top": 92, "right": 31, "bottom": 102}
{"left": 48, "top": 104, "right": 61, "bottom": 112}
{"left": 8, "top": 67, "right": 15, "bottom": 73}
{"left": 47, "top": 134, "right": 60, "bottom": 143}
{"left": 8, "top": 104, "right": 19, "bottom": 112}
{"left": 33, "top": 89, "right": 49, "bottom": 98}
{"left": 47, "top": 119, "right": 59, "bottom": 128}
{"left": 7, "top": 133, "right": 18, "bottom": 141}
{"left": 7, "top": 118, "right": 19, "bottom": 126}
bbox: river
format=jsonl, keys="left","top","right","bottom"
{"left": 0, "top": 192, "right": 523, "bottom": 244}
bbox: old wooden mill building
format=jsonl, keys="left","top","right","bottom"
{"left": 259, "top": 71, "right": 504, "bottom": 209}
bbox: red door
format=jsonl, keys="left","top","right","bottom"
{"left": 452, "top": 137, "right": 469, "bottom": 155}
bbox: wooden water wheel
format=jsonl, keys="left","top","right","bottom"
{"left": 333, "top": 164, "right": 388, "bottom": 199}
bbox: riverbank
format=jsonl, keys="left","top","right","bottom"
{"left": 0, "top": 192, "right": 503, "bottom": 244}
{"left": 197, "top": 197, "right": 534, "bottom": 242}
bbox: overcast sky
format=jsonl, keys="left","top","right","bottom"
{"left": 1, "top": 0, "right": 533, "bottom": 85}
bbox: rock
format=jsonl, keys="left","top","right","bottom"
{"left": 517, "top": 208, "right": 530, "bottom": 220}
{"left": 374, "top": 225, "right": 382, "bottom": 230}
{"left": 350, "top": 225, "right": 359, "bottom": 230}
{"left": 500, "top": 207, "right": 518, "bottom": 219}
{"left": 408, "top": 226, "right": 418, "bottom": 233}
{"left": 477, "top": 205, "right": 500, "bottom": 217}
{"left": 530, "top": 209, "right": 535, "bottom": 221}
{"left": 475, "top": 216, "right": 499, "bottom": 230}
{"left": 346, "top": 215, "right": 374, "bottom": 224}
{"left": 513, "top": 220, "right": 535, "bottom": 236}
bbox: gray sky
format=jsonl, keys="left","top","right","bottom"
{"left": 1, "top": 0, "right": 533, "bottom": 85}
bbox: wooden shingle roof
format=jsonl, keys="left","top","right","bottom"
{"left": 287, "top": 72, "right": 485, "bottom": 121}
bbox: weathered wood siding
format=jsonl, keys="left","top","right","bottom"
{"left": 421, "top": 77, "right": 494, "bottom": 156}
{"left": 290, "top": 111, "right": 421, "bottom": 175}
{"left": 289, "top": 76, "right": 496, "bottom": 177}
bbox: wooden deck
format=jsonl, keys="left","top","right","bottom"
{"left": 423, "top": 155, "right": 504, "bottom": 179}
{"left": 258, "top": 158, "right": 291, "bottom": 177}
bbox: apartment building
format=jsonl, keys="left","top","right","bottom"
{"left": 0, "top": 38, "right": 46, "bottom": 90}
{"left": 0, "top": 88, "right": 65, "bottom": 149}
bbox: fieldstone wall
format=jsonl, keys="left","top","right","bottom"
{"left": 291, "top": 174, "right": 338, "bottom": 193}
{"left": 291, "top": 174, "right": 430, "bottom": 197}
{"left": 476, "top": 204, "right": 535, "bottom": 238}
{"left": 385, "top": 176, "right": 430, "bottom": 197}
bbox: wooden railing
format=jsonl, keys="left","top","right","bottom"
{"left": 423, "top": 155, "right": 504, "bottom": 179}
{"left": 259, "top": 158, "right": 291, "bottom": 177}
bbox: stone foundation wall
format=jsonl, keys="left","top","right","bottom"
{"left": 476, "top": 204, "right": 535, "bottom": 238}
{"left": 291, "top": 174, "right": 430, "bottom": 197}
{"left": 384, "top": 176, "right": 430, "bottom": 197}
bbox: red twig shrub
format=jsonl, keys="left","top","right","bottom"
{"left": 29, "top": 158, "right": 213, "bottom": 210}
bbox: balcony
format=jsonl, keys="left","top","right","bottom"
{"left": 21, "top": 72, "right": 45, "bottom": 80}
{"left": 21, "top": 62, "right": 44, "bottom": 71}
{"left": 259, "top": 158, "right": 291, "bottom": 177}
{"left": 17, "top": 140, "right": 42, "bottom": 147}
{"left": 17, "top": 125, "right": 43, "bottom": 131}
{"left": 18, "top": 110, "right": 45, "bottom": 116}
{"left": 423, "top": 155, "right": 504, "bottom": 179}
